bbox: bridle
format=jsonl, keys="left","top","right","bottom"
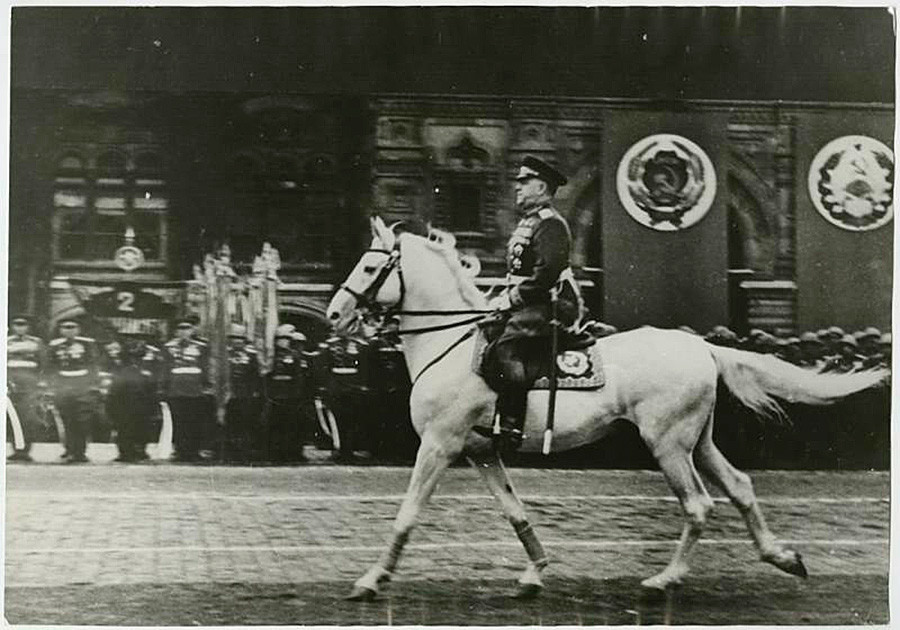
{"left": 335, "top": 234, "right": 505, "bottom": 384}
{"left": 337, "top": 246, "right": 405, "bottom": 314}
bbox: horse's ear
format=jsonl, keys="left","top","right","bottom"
{"left": 459, "top": 254, "right": 481, "bottom": 278}
{"left": 372, "top": 216, "right": 395, "bottom": 249}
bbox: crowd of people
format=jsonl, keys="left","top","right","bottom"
{"left": 5, "top": 314, "right": 413, "bottom": 465}
{"left": 585, "top": 322, "right": 892, "bottom": 373}
{"left": 6, "top": 314, "right": 890, "bottom": 466}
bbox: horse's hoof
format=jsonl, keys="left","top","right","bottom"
{"left": 785, "top": 552, "right": 808, "bottom": 579}
{"left": 345, "top": 586, "right": 378, "bottom": 602}
{"left": 514, "top": 583, "right": 542, "bottom": 600}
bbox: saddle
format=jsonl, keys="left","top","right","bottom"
{"left": 473, "top": 325, "right": 606, "bottom": 391}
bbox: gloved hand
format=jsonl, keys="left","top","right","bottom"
{"left": 488, "top": 292, "right": 511, "bottom": 312}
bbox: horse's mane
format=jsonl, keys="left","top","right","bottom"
{"left": 399, "top": 229, "right": 487, "bottom": 310}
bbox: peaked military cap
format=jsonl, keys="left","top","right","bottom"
{"left": 517, "top": 156, "right": 568, "bottom": 189}
{"left": 228, "top": 323, "right": 248, "bottom": 338}
{"left": 838, "top": 334, "right": 858, "bottom": 348}
{"left": 856, "top": 326, "right": 881, "bottom": 341}
{"left": 58, "top": 317, "right": 79, "bottom": 327}
{"left": 800, "top": 332, "right": 823, "bottom": 345}
{"left": 10, "top": 315, "right": 31, "bottom": 325}
{"left": 175, "top": 315, "right": 199, "bottom": 328}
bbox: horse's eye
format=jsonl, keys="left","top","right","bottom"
{"left": 363, "top": 266, "right": 376, "bottom": 274}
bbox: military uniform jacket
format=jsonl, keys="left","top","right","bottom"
{"left": 504, "top": 202, "right": 582, "bottom": 338}
{"left": 161, "top": 338, "right": 210, "bottom": 398}
{"left": 368, "top": 338, "right": 408, "bottom": 394}
{"left": 108, "top": 345, "right": 162, "bottom": 397}
{"left": 47, "top": 336, "right": 99, "bottom": 396}
{"left": 7, "top": 334, "right": 45, "bottom": 391}
{"left": 328, "top": 338, "right": 368, "bottom": 393}
{"left": 267, "top": 345, "right": 303, "bottom": 400}
{"left": 228, "top": 343, "right": 260, "bottom": 399}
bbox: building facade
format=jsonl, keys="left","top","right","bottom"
{"left": 10, "top": 7, "right": 894, "bottom": 340}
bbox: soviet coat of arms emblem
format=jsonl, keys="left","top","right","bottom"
{"left": 808, "top": 135, "right": 894, "bottom": 232}
{"left": 616, "top": 134, "right": 717, "bottom": 231}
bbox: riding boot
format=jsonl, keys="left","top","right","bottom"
{"left": 495, "top": 388, "right": 527, "bottom": 452}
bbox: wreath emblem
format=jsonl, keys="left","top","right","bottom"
{"left": 616, "top": 134, "right": 717, "bottom": 231}
{"left": 556, "top": 350, "right": 590, "bottom": 377}
{"left": 808, "top": 136, "right": 893, "bottom": 232}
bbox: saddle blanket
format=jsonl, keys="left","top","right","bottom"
{"left": 473, "top": 332, "right": 606, "bottom": 390}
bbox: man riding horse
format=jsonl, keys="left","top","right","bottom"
{"left": 487, "top": 156, "right": 584, "bottom": 451}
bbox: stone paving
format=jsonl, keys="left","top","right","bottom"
{"left": 4, "top": 452, "right": 889, "bottom": 591}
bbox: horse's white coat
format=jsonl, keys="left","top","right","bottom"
{"left": 327, "top": 216, "right": 889, "bottom": 598}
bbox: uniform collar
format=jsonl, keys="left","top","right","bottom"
{"left": 522, "top": 197, "right": 553, "bottom": 217}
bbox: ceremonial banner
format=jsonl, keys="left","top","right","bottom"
{"left": 65, "top": 279, "right": 182, "bottom": 338}
{"left": 795, "top": 108, "right": 894, "bottom": 332}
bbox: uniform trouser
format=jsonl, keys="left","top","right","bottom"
{"left": 225, "top": 397, "right": 261, "bottom": 461}
{"left": 169, "top": 396, "right": 213, "bottom": 459}
{"left": 7, "top": 389, "right": 41, "bottom": 454}
{"left": 327, "top": 389, "right": 370, "bottom": 455}
{"left": 108, "top": 392, "right": 154, "bottom": 459}
{"left": 55, "top": 393, "right": 95, "bottom": 458}
{"left": 265, "top": 398, "right": 305, "bottom": 461}
{"left": 493, "top": 337, "right": 548, "bottom": 429}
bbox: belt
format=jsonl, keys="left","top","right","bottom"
{"left": 171, "top": 367, "right": 202, "bottom": 374}
{"left": 272, "top": 375, "right": 294, "bottom": 381}
{"left": 8, "top": 360, "right": 38, "bottom": 369}
{"left": 331, "top": 367, "right": 358, "bottom": 375}
{"left": 59, "top": 369, "right": 89, "bottom": 377}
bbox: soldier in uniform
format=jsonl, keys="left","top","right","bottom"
{"left": 107, "top": 333, "right": 162, "bottom": 462}
{"left": 224, "top": 324, "right": 260, "bottom": 463}
{"left": 482, "top": 156, "right": 583, "bottom": 450}
{"left": 797, "top": 332, "right": 826, "bottom": 371}
{"left": 821, "top": 334, "right": 865, "bottom": 373}
{"left": 7, "top": 316, "right": 46, "bottom": 462}
{"left": 368, "top": 321, "right": 414, "bottom": 460}
{"left": 325, "top": 334, "right": 372, "bottom": 461}
{"left": 160, "top": 317, "right": 212, "bottom": 462}
{"left": 263, "top": 324, "right": 306, "bottom": 463}
{"left": 47, "top": 318, "right": 100, "bottom": 463}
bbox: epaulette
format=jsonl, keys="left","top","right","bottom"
{"left": 165, "top": 339, "right": 179, "bottom": 347}
{"left": 146, "top": 344, "right": 160, "bottom": 352}
{"left": 75, "top": 336, "right": 95, "bottom": 343}
{"left": 49, "top": 338, "right": 65, "bottom": 346}
{"left": 192, "top": 338, "right": 208, "bottom": 346}
{"left": 538, "top": 208, "right": 555, "bottom": 220}
{"left": 245, "top": 346, "right": 257, "bottom": 353}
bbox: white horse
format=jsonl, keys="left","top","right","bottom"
{"left": 326, "top": 216, "right": 888, "bottom": 601}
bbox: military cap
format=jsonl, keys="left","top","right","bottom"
{"left": 678, "top": 325, "right": 699, "bottom": 336}
{"left": 838, "top": 334, "right": 858, "bottom": 348}
{"left": 785, "top": 336, "right": 801, "bottom": 346}
{"left": 291, "top": 332, "right": 308, "bottom": 342}
{"left": 880, "top": 333, "right": 892, "bottom": 346}
{"left": 58, "top": 317, "right": 80, "bottom": 328}
{"left": 826, "top": 326, "right": 845, "bottom": 339}
{"left": 799, "top": 332, "right": 823, "bottom": 345}
{"left": 10, "top": 315, "right": 31, "bottom": 326}
{"left": 175, "top": 315, "right": 199, "bottom": 328}
{"left": 228, "top": 323, "right": 248, "bottom": 339}
{"left": 815, "top": 328, "right": 829, "bottom": 339}
{"left": 276, "top": 323, "right": 296, "bottom": 338}
{"left": 748, "top": 328, "right": 765, "bottom": 339}
{"left": 517, "top": 156, "right": 568, "bottom": 190}
{"left": 856, "top": 326, "right": 881, "bottom": 341}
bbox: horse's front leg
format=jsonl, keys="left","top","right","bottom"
{"left": 467, "top": 450, "right": 548, "bottom": 599}
{"left": 346, "top": 429, "right": 460, "bottom": 601}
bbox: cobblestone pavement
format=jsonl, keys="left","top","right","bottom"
{"left": 3, "top": 450, "right": 890, "bottom": 624}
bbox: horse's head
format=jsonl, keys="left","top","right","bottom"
{"left": 327, "top": 216, "right": 406, "bottom": 333}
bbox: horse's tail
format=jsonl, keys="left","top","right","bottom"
{"left": 706, "top": 343, "right": 889, "bottom": 423}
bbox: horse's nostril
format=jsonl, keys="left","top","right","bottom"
{"left": 328, "top": 311, "right": 340, "bottom": 321}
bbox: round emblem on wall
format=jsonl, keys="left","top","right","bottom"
{"left": 616, "top": 134, "right": 717, "bottom": 231}
{"left": 808, "top": 135, "right": 894, "bottom": 232}
{"left": 114, "top": 245, "right": 144, "bottom": 271}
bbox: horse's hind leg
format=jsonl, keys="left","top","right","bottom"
{"left": 694, "top": 415, "right": 808, "bottom": 578}
{"left": 467, "top": 450, "right": 548, "bottom": 599}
